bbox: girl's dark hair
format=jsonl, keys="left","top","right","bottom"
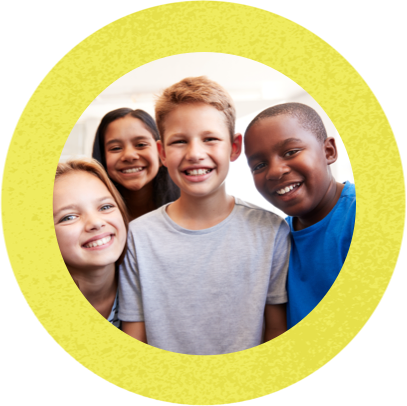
{"left": 92, "top": 108, "right": 180, "bottom": 208}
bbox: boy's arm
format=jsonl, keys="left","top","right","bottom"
{"left": 264, "top": 219, "right": 290, "bottom": 341}
{"left": 122, "top": 321, "right": 147, "bottom": 343}
{"left": 264, "top": 304, "right": 287, "bottom": 342}
{"left": 118, "top": 232, "right": 146, "bottom": 334}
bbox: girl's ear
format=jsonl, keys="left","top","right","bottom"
{"left": 324, "top": 137, "right": 338, "bottom": 165}
{"left": 230, "top": 133, "right": 242, "bottom": 162}
{"left": 157, "top": 140, "right": 167, "bottom": 167}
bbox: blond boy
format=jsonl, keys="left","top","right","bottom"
{"left": 118, "top": 77, "right": 290, "bottom": 355}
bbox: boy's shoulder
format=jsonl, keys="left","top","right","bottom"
{"left": 234, "top": 197, "right": 289, "bottom": 231}
{"left": 333, "top": 181, "right": 356, "bottom": 223}
{"left": 330, "top": 181, "right": 356, "bottom": 219}
{"left": 341, "top": 181, "right": 356, "bottom": 200}
{"left": 128, "top": 205, "right": 166, "bottom": 232}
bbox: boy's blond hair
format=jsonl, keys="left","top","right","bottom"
{"left": 155, "top": 76, "right": 236, "bottom": 141}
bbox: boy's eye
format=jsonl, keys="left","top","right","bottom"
{"left": 204, "top": 137, "right": 218, "bottom": 142}
{"left": 135, "top": 142, "right": 148, "bottom": 148}
{"left": 252, "top": 162, "right": 266, "bottom": 173}
{"left": 284, "top": 149, "right": 300, "bottom": 157}
{"left": 171, "top": 140, "right": 186, "bottom": 145}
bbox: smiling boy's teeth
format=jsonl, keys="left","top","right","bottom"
{"left": 276, "top": 183, "right": 301, "bottom": 195}
{"left": 186, "top": 169, "right": 211, "bottom": 176}
{"left": 122, "top": 167, "right": 143, "bottom": 173}
{"left": 84, "top": 235, "right": 112, "bottom": 248}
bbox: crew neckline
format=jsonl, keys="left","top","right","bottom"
{"left": 161, "top": 196, "right": 238, "bottom": 235}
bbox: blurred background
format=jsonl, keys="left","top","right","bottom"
{"left": 61, "top": 53, "right": 354, "bottom": 217}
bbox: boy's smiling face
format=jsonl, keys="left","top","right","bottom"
{"left": 245, "top": 114, "right": 337, "bottom": 220}
{"left": 158, "top": 103, "right": 241, "bottom": 199}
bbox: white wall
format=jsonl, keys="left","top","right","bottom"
{"left": 61, "top": 53, "right": 354, "bottom": 215}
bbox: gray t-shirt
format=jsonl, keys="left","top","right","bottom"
{"left": 118, "top": 198, "right": 290, "bottom": 355}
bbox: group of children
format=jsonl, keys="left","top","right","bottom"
{"left": 53, "top": 76, "right": 356, "bottom": 355}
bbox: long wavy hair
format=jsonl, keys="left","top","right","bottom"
{"left": 55, "top": 158, "right": 129, "bottom": 264}
{"left": 92, "top": 108, "right": 180, "bottom": 208}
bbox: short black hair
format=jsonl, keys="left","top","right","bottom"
{"left": 245, "top": 102, "right": 327, "bottom": 143}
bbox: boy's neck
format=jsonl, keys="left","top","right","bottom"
{"left": 67, "top": 263, "right": 117, "bottom": 319}
{"left": 166, "top": 186, "right": 235, "bottom": 230}
{"left": 294, "top": 180, "right": 345, "bottom": 231}
{"left": 119, "top": 181, "right": 156, "bottom": 221}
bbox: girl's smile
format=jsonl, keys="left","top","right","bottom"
{"left": 53, "top": 171, "right": 127, "bottom": 272}
{"left": 104, "top": 115, "right": 160, "bottom": 192}
{"left": 82, "top": 232, "right": 115, "bottom": 249}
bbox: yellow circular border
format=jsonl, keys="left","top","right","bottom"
{"left": 2, "top": 2, "right": 405, "bottom": 404}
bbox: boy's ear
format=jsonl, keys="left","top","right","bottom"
{"left": 157, "top": 140, "right": 167, "bottom": 167}
{"left": 230, "top": 133, "right": 242, "bottom": 162}
{"left": 324, "top": 137, "right": 338, "bottom": 165}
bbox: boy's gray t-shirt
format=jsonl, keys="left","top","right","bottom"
{"left": 118, "top": 197, "right": 290, "bottom": 355}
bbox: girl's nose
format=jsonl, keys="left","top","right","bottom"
{"left": 85, "top": 214, "right": 106, "bottom": 231}
{"left": 121, "top": 146, "right": 140, "bottom": 162}
{"left": 266, "top": 159, "right": 290, "bottom": 180}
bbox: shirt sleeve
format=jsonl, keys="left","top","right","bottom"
{"left": 266, "top": 219, "right": 291, "bottom": 305}
{"left": 118, "top": 232, "right": 145, "bottom": 322}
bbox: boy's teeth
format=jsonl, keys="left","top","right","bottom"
{"left": 186, "top": 169, "right": 211, "bottom": 176}
{"left": 84, "top": 235, "right": 112, "bottom": 248}
{"left": 276, "top": 183, "right": 301, "bottom": 195}
{"left": 122, "top": 167, "right": 143, "bottom": 173}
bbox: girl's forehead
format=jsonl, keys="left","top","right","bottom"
{"left": 105, "top": 116, "right": 154, "bottom": 140}
{"left": 54, "top": 171, "right": 110, "bottom": 199}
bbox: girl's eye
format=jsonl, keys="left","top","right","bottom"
{"left": 60, "top": 214, "right": 77, "bottom": 223}
{"left": 252, "top": 162, "right": 266, "bottom": 173}
{"left": 108, "top": 146, "right": 121, "bottom": 152}
{"left": 171, "top": 140, "right": 186, "bottom": 145}
{"left": 100, "top": 204, "right": 114, "bottom": 211}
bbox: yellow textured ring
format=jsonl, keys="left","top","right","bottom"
{"left": 2, "top": 2, "right": 404, "bottom": 404}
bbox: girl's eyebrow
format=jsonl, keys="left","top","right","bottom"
{"left": 105, "top": 135, "right": 152, "bottom": 146}
{"left": 53, "top": 196, "right": 113, "bottom": 218}
{"left": 53, "top": 204, "right": 77, "bottom": 218}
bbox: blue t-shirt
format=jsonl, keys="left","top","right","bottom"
{"left": 286, "top": 181, "right": 356, "bottom": 328}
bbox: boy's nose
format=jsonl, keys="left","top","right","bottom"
{"left": 266, "top": 159, "right": 290, "bottom": 180}
{"left": 186, "top": 140, "right": 205, "bottom": 161}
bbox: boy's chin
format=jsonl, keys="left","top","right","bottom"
{"left": 180, "top": 184, "right": 227, "bottom": 199}
{"left": 268, "top": 199, "right": 299, "bottom": 217}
